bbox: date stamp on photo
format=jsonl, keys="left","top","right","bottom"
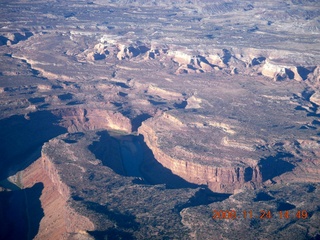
{"left": 212, "top": 210, "right": 308, "bottom": 220}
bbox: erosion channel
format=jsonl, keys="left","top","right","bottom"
{"left": 89, "top": 130, "right": 229, "bottom": 196}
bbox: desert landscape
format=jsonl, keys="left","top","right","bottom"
{"left": 0, "top": 0, "right": 319, "bottom": 239}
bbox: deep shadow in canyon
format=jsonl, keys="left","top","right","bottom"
{"left": 89, "top": 131, "right": 202, "bottom": 189}
{"left": 86, "top": 201, "right": 140, "bottom": 229}
{"left": 85, "top": 201, "right": 139, "bottom": 240}
{"left": 89, "top": 131, "right": 231, "bottom": 211}
{"left": 0, "top": 111, "right": 66, "bottom": 180}
{"left": 259, "top": 152, "right": 295, "bottom": 181}
{"left": 88, "top": 228, "right": 136, "bottom": 240}
{"left": 138, "top": 134, "right": 204, "bottom": 190}
{"left": 131, "top": 113, "right": 152, "bottom": 132}
{"left": 0, "top": 183, "right": 44, "bottom": 240}
{"left": 88, "top": 131, "right": 125, "bottom": 176}
{"left": 174, "top": 188, "right": 231, "bottom": 213}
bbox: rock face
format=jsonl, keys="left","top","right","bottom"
{"left": 19, "top": 131, "right": 217, "bottom": 239}
{"left": 0, "top": 31, "right": 33, "bottom": 46}
{"left": 52, "top": 108, "right": 132, "bottom": 133}
{"left": 21, "top": 158, "right": 94, "bottom": 240}
{"left": 40, "top": 154, "right": 70, "bottom": 200}
{"left": 310, "top": 92, "right": 320, "bottom": 106}
{"left": 139, "top": 116, "right": 262, "bottom": 193}
{"left": 138, "top": 73, "right": 319, "bottom": 193}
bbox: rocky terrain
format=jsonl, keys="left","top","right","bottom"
{"left": 0, "top": 0, "right": 320, "bottom": 239}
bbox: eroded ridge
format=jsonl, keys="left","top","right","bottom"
{"left": 21, "top": 130, "right": 230, "bottom": 239}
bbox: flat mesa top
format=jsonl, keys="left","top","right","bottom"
{"left": 0, "top": 0, "right": 320, "bottom": 63}
{"left": 139, "top": 71, "right": 317, "bottom": 166}
{"left": 0, "top": 0, "right": 319, "bottom": 168}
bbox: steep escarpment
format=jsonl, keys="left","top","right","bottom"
{"left": 139, "top": 113, "right": 263, "bottom": 193}
{"left": 40, "top": 153, "right": 70, "bottom": 200}
{"left": 52, "top": 107, "right": 132, "bottom": 133}
{"left": 83, "top": 37, "right": 320, "bottom": 85}
{"left": 0, "top": 31, "right": 33, "bottom": 46}
{"left": 19, "top": 130, "right": 229, "bottom": 239}
{"left": 138, "top": 89, "right": 319, "bottom": 194}
{"left": 6, "top": 108, "right": 133, "bottom": 239}
{"left": 21, "top": 157, "right": 94, "bottom": 240}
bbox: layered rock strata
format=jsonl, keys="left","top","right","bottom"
{"left": 139, "top": 113, "right": 263, "bottom": 193}
{"left": 52, "top": 108, "right": 132, "bottom": 133}
{"left": 18, "top": 131, "right": 210, "bottom": 239}
{"left": 138, "top": 78, "right": 320, "bottom": 193}
{"left": 21, "top": 158, "right": 94, "bottom": 240}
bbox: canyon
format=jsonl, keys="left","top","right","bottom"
{"left": 0, "top": 0, "right": 320, "bottom": 239}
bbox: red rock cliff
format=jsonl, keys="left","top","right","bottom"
{"left": 139, "top": 117, "right": 263, "bottom": 193}
{"left": 52, "top": 107, "right": 132, "bottom": 133}
{"left": 21, "top": 156, "right": 94, "bottom": 240}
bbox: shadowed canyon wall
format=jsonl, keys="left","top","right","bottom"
{"left": 21, "top": 157, "right": 94, "bottom": 240}
{"left": 139, "top": 120, "right": 263, "bottom": 193}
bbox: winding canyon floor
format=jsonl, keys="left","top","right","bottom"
{"left": 0, "top": 0, "right": 320, "bottom": 239}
